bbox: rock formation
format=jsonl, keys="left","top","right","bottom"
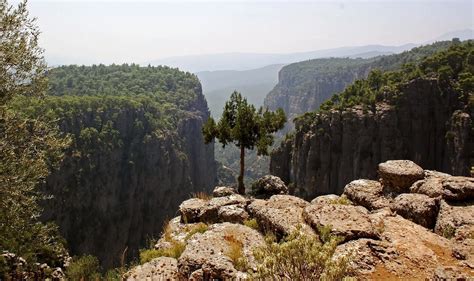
{"left": 271, "top": 77, "right": 472, "bottom": 199}
{"left": 126, "top": 164, "right": 474, "bottom": 279}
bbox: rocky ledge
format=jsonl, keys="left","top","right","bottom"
{"left": 126, "top": 160, "right": 473, "bottom": 280}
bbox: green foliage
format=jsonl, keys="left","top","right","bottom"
{"left": 66, "top": 255, "right": 102, "bottom": 281}
{"left": 202, "top": 91, "right": 286, "bottom": 193}
{"left": 184, "top": 223, "right": 209, "bottom": 240}
{"left": 139, "top": 240, "right": 186, "bottom": 264}
{"left": 293, "top": 40, "right": 474, "bottom": 133}
{"left": 243, "top": 218, "right": 259, "bottom": 230}
{"left": 252, "top": 225, "right": 350, "bottom": 280}
{"left": 0, "top": 1, "right": 69, "bottom": 278}
{"left": 441, "top": 225, "right": 456, "bottom": 239}
{"left": 329, "top": 196, "right": 352, "bottom": 206}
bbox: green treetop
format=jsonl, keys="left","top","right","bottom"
{"left": 202, "top": 91, "right": 286, "bottom": 194}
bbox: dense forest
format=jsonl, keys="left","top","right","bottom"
{"left": 271, "top": 40, "right": 473, "bottom": 199}
{"left": 9, "top": 64, "right": 217, "bottom": 271}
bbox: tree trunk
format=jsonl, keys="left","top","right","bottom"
{"left": 238, "top": 145, "right": 245, "bottom": 194}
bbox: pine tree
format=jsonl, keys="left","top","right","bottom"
{"left": 202, "top": 91, "right": 286, "bottom": 194}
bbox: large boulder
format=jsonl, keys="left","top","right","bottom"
{"left": 125, "top": 257, "right": 178, "bottom": 280}
{"left": 310, "top": 194, "right": 346, "bottom": 206}
{"left": 247, "top": 195, "right": 313, "bottom": 238}
{"left": 251, "top": 175, "right": 288, "bottom": 198}
{"left": 390, "top": 193, "right": 439, "bottom": 228}
{"left": 177, "top": 223, "right": 265, "bottom": 279}
{"left": 179, "top": 194, "right": 248, "bottom": 223}
{"left": 218, "top": 205, "right": 249, "bottom": 224}
{"left": 441, "top": 176, "right": 474, "bottom": 201}
{"left": 343, "top": 179, "right": 391, "bottom": 210}
{"left": 303, "top": 204, "right": 378, "bottom": 242}
{"left": 378, "top": 160, "right": 424, "bottom": 192}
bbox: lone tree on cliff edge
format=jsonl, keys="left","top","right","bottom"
{"left": 202, "top": 91, "right": 286, "bottom": 195}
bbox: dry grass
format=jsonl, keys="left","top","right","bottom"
{"left": 139, "top": 240, "right": 186, "bottom": 264}
{"left": 224, "top": 232, "right": 248, "bottom": 271}
{"left": 243, "top": 218, "right": 259, "bottom": 230}
{"left": 190, "top": 191, "right": 213, "bottom": 201}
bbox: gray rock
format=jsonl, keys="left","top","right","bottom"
{"left": 390, "top": 193, "right": 439, "bottom": 228}
{"left": 177, "top": 223, "right": 265, "bottom": 279}
{"left": 432, "top": 266, "right": 470, "bottom": 280}
{"left": 441, "top": 176, "right": 474, "bottom": 201}
{"left": 310, "top": 194, "right": 343, "bottom": 206}
{"left": 343, "top": 179, "right": 391, "bottom": 210}
{"left": 125, "top": 257, "right": 178, "bottom": 280}
{"left": 303, "top": 204, "right": 378, "bottom": 242}
{"left": 218, "top": 205, "right": 249, "bottom": 224}
{"left": 251, "top": 175, "right": 288, "bottom": 198}
{"left": 179, "top": 195, "right": 248, "bottom": 224}
{"left": 378, "top": 160, "right": 424, "bottom": 192}
{"left": 213, "top": 186, "right": 237, "bottom": 197}
{"left": 434, "top": 200, "right": 474, "bottom": 238}
{"left": 247, "top": 195, "right": 313, "bottom": 238}
{"left": 410, "top": 177, "right": 444, "bottom": 198}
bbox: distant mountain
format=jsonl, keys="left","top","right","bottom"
{"left": 147, "top": 44, "right": 416, "bottom": 73}
{"left": 426, "top": 29, "right": 473, "bottom": 43}
{"left": 196, "top": 64, "right": 283, "bottom": 117}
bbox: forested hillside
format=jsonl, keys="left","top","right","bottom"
{"left": 265, "top": 41, "right": 458, "bottom": 131}
{"left": 271, "top": 40, "right": 473, "bottom": 199}
{"left": 13, "top": 64, "right": 217, "bottom": 269}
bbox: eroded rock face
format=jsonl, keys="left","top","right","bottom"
{"left": 310, "top": 194, "right": 343, "bottom": 206}
{"left": 303, "top": 204, "right": 378, "bottom": 242}
{"left": 343, "top": 179, "right": 391, "bottom": 210}
{"left": 270, "top": 77, "right": 471, "bottom": 199}
{"left": 177, "top": 223, "right": 265, "bottom": 279}
{"left": 390, "top": 193, "right": 439, "bottom": 229}
{"left": 179, "top": 195, "right": 248, "bottom": 224}
{"left": 378, "top": 160, "right": 425, "bottom": 192}
{"left": 247, "top": 195, "right": 313, "bottom": 237}
{"left": 251, "top": 175, "right": 288, "bottom": 199}
{"left": 218, "top": 205, "right": 249, "bottom": 224}
{"left": 435, "top": 200, "right": 474, "bottom": 237}
{"left": 125, "top": 257, "right": 178, "bottom": 280}
{"left": 441, "top": 176, "right": 474, "bottom": 201}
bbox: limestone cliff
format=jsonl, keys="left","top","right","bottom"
{"left": 38, "top": 65, "right": 217, "bottom": 268}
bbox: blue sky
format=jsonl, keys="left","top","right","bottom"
{"left": 20, "top": 0, "right": 474, "bottom": 64}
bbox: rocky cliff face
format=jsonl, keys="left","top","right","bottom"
{"left": 39, "top": 67, "right": 217, "bottom": 269}
{"left": 271, "top": 78, "right": 472, "bottom": 199}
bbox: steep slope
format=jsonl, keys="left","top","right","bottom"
{"left": 264, "top": 41, "right": 458, "bottom": 132}
{"left": 18, "top": 65, "right": 217, "bottom": 268}
{"left": 270, "top": 41, "right": 473, "bottom": 199}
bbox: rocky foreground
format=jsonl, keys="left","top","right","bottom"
{"left": 126, "top": 160, "right": 474, "bottom": 280}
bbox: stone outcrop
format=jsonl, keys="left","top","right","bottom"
{"left": 303, "top": 204, "right": 379, "bottom": 242}
{"left": 378, "top": 160, "right": 425, "bottom": 191}
{"left": 127, "top": 162, "right": 473, "bottom": 279}
{"left": 247, "top": 195, "right": 313, "bottom": 237}
{"left": 390, "top": 193, "right": 439, "bottom": 229}
{"left": 177, "top": 223, "right": 265, "bottom": 279}
{"left": 125, "top": 257, "right": 178, "bottom": 280}
{"left": 270, "top": 77, "right": 472, "bottom": 200}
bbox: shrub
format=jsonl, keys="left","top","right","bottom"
{"left": 65, "top": 255, "right": 102, "bottom": 281}
{"left": 252, "top": 226, "right": 350, "bottom": 280}
{"left": 329, "top": 195, "right": 352, "bottom": 205}
{"left": 441, "top": 225, "right": 456, "bottom": 239}
{"left": 243, "top": 218, "right": 259, "bottom": 230}
{"left": 139, "top": 240, "right": 186, "bottom": 264}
